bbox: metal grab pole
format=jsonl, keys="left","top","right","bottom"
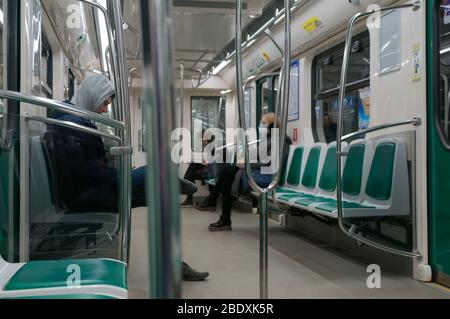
{"left": 111, "top": 0, "right": 133, "bottom": 264}
{"left": 336, "top": 1, "right": 421, "bottom": 258}
{"left": 139, "top": 0, "right": 181, "bottom": 299}
{"left": 235, "top": 0, "right": 291, "bottom": 299}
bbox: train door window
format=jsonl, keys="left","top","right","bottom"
{"left": 41, "top": 35, "right": 53, "bottom": 99}
{"left": 312, "top": 31, "right": 371, "bottom": 143}
{"left": 438, "top": 2, "right": 450, "bottom": 143}
{"left": 191, "top": 97, "right": 224, "bottom": 152}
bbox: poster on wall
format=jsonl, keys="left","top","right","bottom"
{"left": 288, "top": 60, "right": 300, "bottom": 122}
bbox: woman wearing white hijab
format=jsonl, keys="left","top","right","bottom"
{"left": 47, "top": 74, "right": 209, "bottom": 281}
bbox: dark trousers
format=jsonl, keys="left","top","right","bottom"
{"left": 208, "top": 165, "right": 240, "bottom": 224}
{"left": 131, "top": 166, "right": 147, "bottom": 209}
{"left": 183, "top": 163, "right": 207, "bottom": 200}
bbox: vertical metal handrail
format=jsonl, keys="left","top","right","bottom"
{"left": 235, "top": 0, "right": 291, "bottom": 299}
{"left": 111, "top": 0, "right": 133, "bottom": 264}
{"left": 139, "top": 0, "right": 181, "bottom": 299}
{"left": 179, "top": 64, "right": 185, "bottom": 129}
{"left": 336, "top": 1, "right": 421, "bottom": 258}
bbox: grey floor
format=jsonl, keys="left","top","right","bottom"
{"left": 128, "top": 205, "right": 450, "bottom": 299}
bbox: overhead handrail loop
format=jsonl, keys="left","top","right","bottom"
{"left": 236, "top": 0, "right": 291, "bottom": 300}
{"left": 0, "top": 90, "right": 125, "bottom": 130}
{"left": 336, "top": 1, "right": 422, "bottom": 258}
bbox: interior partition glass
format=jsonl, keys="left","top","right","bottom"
{"left": 25, "top": 113, "right": 121, "bottom": 261}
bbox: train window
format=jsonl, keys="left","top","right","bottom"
{"left": 438, "top": 2, "right": 450, "bottom": 143}
{"left": 41, "top": 35, "right": 53, "bottom": 98}
{"left": 257, "top": 77, "right": 276, "bottom": 123}
{"left": 312, "top": 31, "right": 371, "bottom": 143}
{"left": 191, "top": 96, "right": 224, "bottom": 152}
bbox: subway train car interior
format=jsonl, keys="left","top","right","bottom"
{"left": 0, "top": 0, "right": 449, "bottom": 300}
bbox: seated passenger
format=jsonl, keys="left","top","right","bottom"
{"left": 181, "top": 132, "right": 212, "bottom": 207}
{"left": 194, "top": 113, "right": 292, "bottom": 231}
{"left": 181, "top": 133, "right": 227, "bottom": 207}
{"left": 46, "top": 73, "right": 208, "bottom": 281}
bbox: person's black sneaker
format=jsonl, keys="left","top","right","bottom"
{"left": 180, "top": 179, "right": 198, "bottom": 196}
{"left": 181, "top": 196, "right": 193, "bottom": 207}
{"left": 182, "top": 262, "right": 209, "bottom": 281}
{"left": 208, "top": 219, "right": 232, "bottom": 232}
{"left": 193, "top": 197, "right": 217, "bottom": 212}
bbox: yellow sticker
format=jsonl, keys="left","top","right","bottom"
{"left": 303, "top": 17, "right": 323, "bottom": 33}
{"left": 412, "top": 43, "right": 422, "bottom": 81}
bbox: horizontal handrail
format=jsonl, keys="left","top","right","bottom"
{"left": 215, "top": 139, "right": 261, "bottom": 152}
{"left": 26, "top": 115, "right": 122, "bottom": 143}
{"left": 341, "top": 117, "right": 422, "bottom": 143}
{"left": 336, "top": 1, "right": 422, "bottom": 259}
{"left": 0, "top": 90, "right": 126, "bottom": 131}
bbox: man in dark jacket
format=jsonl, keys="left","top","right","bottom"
{"left": 194, "top": 113, "right": 292, "bottom": 231}
{"left": 46, "top": 73, "right": 208, "bottom": 281}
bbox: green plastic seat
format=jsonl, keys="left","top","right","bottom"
{"left": 4, "top": 259, "right": 127, "bottom": 291}
{"left": 277, "top": 192, "right": 308, "bottom": 201}
{"left": 275, "top": 187, "right": 298, "bottom": 194}
{"left": 301, "top": 146, "right": 321, "bottom": 191}
{"left": 315, "top": 201, "right": 375, "bottom": 213}
{"left": 294, "top": 196, "right": 336, "bottom": 207}
{"left": 285, "top": 147, "right": 304, "bottom": 187}
{"left": 364, "top": 142, "right": 396, "bottom": 201}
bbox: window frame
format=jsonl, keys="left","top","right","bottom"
{"left": 190, "top": 96, "right": 224, "bottom": 152}
{"left": 311, "top": 31, "right": 371, "bottom": 143}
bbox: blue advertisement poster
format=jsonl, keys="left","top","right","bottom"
{"left": 288, "top": 60, "right": 300, "bottom": 121}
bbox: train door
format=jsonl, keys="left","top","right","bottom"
{"left": 427, "top": 0, "right": 450, "bottom": 287}
{"left": 335, "top": 2, "right": 427, "bottom": 267}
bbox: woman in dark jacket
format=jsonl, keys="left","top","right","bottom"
{"left": 194, "top": 113, "right": 292, "bottom": 231}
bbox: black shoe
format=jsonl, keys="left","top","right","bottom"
{"left": 180, "top": 179, "right": 198, "bottom": 196}
{"left": 208, "top": 219, "right": 232, "bottom": 232}
{"left": 193, "top": 197, "right": 217, "bottom": 212}
{"left": 182, "top": 262, "right": 209, "bottom": 281}
{"left": 181, "top": 197, "right": 193, "bottom": 207}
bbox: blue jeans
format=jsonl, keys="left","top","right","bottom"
{"left": 241, "top": 169, "right": 272, "bottom": 194}
{"left": 131, "top": 166, "right": 147, "bottom": 208}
